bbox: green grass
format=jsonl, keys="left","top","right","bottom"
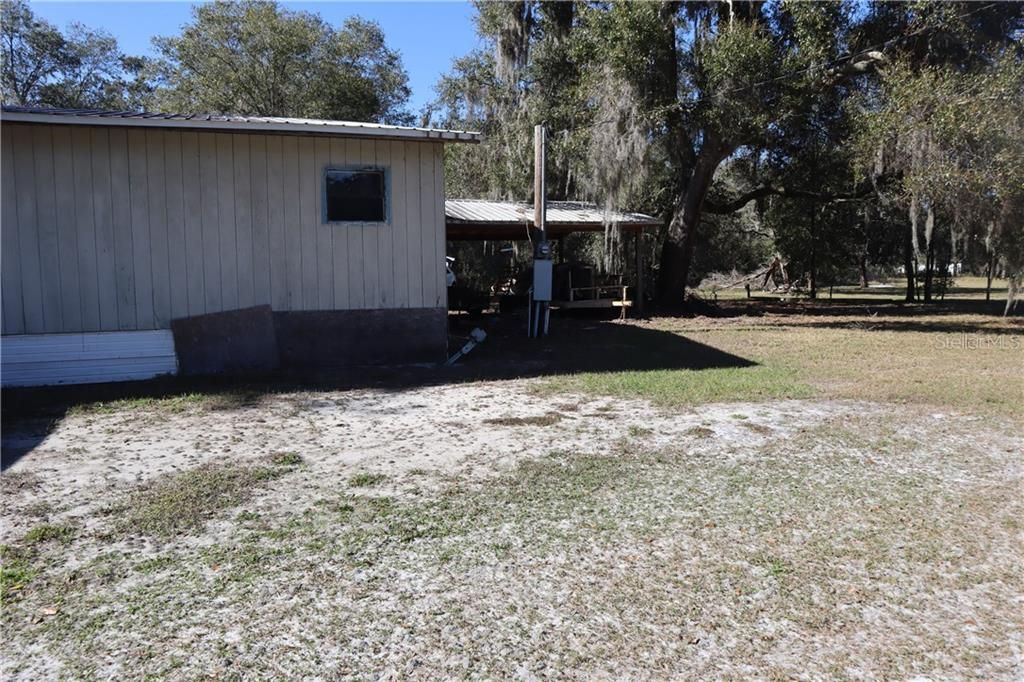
{"left": 134, "top": 556, "right": 176, "bottom": 574}
{"left": 348, "top": 472, "right": 388, "bottom": 488}
{"left": 0, "top": 543, "right": 38, "bottom": 603}
{"left": 0, "top": 559, "right": 34, "bottom": 602}
{"left": 68, "top": 390, "right": 263, "bottom": 416}
{"left": 269, "top": 451, "right": 303, "bottom": 467}
{"left": 545, "top": 365, "right": 812, "bottom": 407}
{"left": 22, "top": 524, "right": 74, "bottom": 545}
{"left": 110, "top": 463, "right": 289, "bottom": 537}
{"left": 484, "top": 412, "right": 564, "bottom": 427}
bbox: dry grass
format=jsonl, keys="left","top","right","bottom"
{"left": 699, "top": 275, "right": 1011, "bottom": 302}
{"left": 2, "top": 302, "right": 1021, "bottom": 679}
{"left": 549, "top": 309, "right": 1022, "bottom": 417}
{"left": 106, "top": 462, "right": 291, "bottom": 537}
{"left": 1, "top": 406, "right": 1020, "bottom": 679}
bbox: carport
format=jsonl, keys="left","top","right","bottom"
{"left": 445, "top": 199, "right": 660, "bottom": 314}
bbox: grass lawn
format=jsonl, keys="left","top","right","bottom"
{"left": 549, "top": 308, "right": 1021, "bottom": 416}
{"left": 1, "top": 295, "right": 1021, "bottom": 679}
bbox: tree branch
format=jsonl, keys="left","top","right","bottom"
{"left": 704, "top": 182, "right": 875, "bottom": 214}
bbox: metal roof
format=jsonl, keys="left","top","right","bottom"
{"left": 446, "top": 199, "right": 658, "bottom": 226}
{"left": 445, "top": 199, "right": 660, "bottom": 240}
{"left": 0, "top": 105, "right": 481, "bottom": 143}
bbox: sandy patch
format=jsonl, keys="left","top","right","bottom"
{"left": 1, "top": 380, "right": 1021, "bottom": 680}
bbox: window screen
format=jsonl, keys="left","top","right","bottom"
{"left": 325, "top": 169, "right": 386, "bottom": 222}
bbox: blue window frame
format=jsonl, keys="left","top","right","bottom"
{"left": 324, "top": 167, "right": 387, "bottom": 223}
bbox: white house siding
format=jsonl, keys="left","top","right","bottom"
{"left": 0, "top": 122, "right": 448, "bottom": 337}
{"left": 0, "top": 330, "right": 177, "bottom": 386}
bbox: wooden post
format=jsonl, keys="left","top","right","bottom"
{"left": 634, "top": 230, "right": 644, "bottom": 316}
{"left": 530, "top": 124, "right": 550, "bottom": 337}
{"left": 534, "top": 125, "right": 546, "bottom": 239}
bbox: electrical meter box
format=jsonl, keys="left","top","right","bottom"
{"left": 532, "top": 239, "right": 553, "bottom": 301}
{"left": 533, "top": 259, "right": 553, "bottom": 301}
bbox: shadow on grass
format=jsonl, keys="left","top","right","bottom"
{"left": 669, "top": 297, "right": 1021, "bottom": 331}
{"left": 1, "top": 312, "right": 754, "bottom": 469}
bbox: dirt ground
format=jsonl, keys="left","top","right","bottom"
{"left": 2, "top": 374, "right": 1022, "bottom": 679}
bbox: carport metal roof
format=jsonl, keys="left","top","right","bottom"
{"left": 446, "top": 199, "right": 660, "bottom": 240}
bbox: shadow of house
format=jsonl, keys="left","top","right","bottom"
{"left": 1, "top": 314, "right": 755, "bottom": 469}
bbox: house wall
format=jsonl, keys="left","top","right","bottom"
{"left": 0, "top": 122, "right": 447, "bottom": 337}
{"left": 0, "top": 330, "right": 177, "bottom": 387}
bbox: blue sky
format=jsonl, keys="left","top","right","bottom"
{"left": 30, "top": 1, "right": 482, "bottom": 115}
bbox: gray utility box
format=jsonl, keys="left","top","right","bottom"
{"left": 533, "top": 259, "right": 553, "bottom": 301}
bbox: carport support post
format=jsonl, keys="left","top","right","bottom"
{"left": 530, "top": 124, "right": 552, "bottom": 337}
{"left": 634, "top": 230, "right": 645, "bottom": 316}
{"left": 534, "top": 125, "right": 546, "bottom": 241}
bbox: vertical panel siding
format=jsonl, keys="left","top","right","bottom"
{"left": 11, "top": 129, "right": 43, "bottom": 333}
{"left": 359, "top": 139, "right": 380, "bottom": 309}
{"left": 265, "top": 135, "right": 288, "bottom": 310}
{"left": 233, "top": 135, "right": 255, "bottom": 309}
{"left": 389, "top": 140, "right": 409, "bottom": 309}
{"left": 249, "top": 135, "right": 271, "bottom": 307}
{"left": 32, "top": 126, "right": 64, "bottom": 332}
{"left": 328, "top": 137, "right": 350, "bottom": 309}
{"left": 1, "top": 124, "right": 447, "bottom": 335}
{"left": 51, "top": 126, "right": 83, "bottom": 332}
{"left": 297, "top": 136, "right": 318, "bottom": 309}
{"left": 215, "top": 134, "right": 238, "bottom": 311}
{"left": 314, "top": 138, "right": 334, "bottom": 310}
{"left": 164, "top": 130, "right": 189, "bottom": 320}
{"left": 343, "top": 138, "right": 365, "bottom": 309}
{"left": 1, "top": 126, "right": 25, "bottom": 333}
{"left": 433, "top": 144, "right": 447, "bottom": 308}
{"left": 90, "top": 127, "right": 119, "bottom": 329}
{"left": 108, "top": 128, "right": 137, "bottom": 330}
{"left": 126, "top": 129, "right": 154, "bottom": 328}
{"left": 418, "top": 142, "right": 439, "bottom": 309}
{"left": 145, "top": 130, "right": 171, "bottom": 328}
{"left": 180, "top": 132, "right": 205, "bottom": 317}
{"left": 376, "top": 140, "right": 394, "bottom": 308}
{"left": 70, "top": 127, "right": 100, "bottom": 331}
{"left": 281, "top": 135, "right": 302, "bottom": 310}
{"left": 405, "top": 142, "right": 425, "bottom": 308}
{"left": 199, "top": 133, "right": 221, "bottom": 313}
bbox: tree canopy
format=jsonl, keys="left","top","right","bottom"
{"left": 150, "top": 1, "right": 412, "bottom": 124}
{"left": 1, "top": 0, "right": 149, "bottom": 109}
{"left": 431, "top": 1, "right": 1024, "bottom": 310}
{"left": 1, "top": 0, "right": 412, "bottom": 124}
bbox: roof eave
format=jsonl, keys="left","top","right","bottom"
{"left": 0, "top": 111, "right": 482, "bottom": 143}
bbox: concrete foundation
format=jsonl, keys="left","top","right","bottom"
{"left": 274, "top": 308, "right": 448, "bottom": 368}
{"left": 172, "top": 306, "right": 448, "bottom": 376}
{"left": 171, "top": 305, "right": 280, "bottom": 376}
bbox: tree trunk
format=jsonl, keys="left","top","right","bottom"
{"left": 903, "top": 222, "right": 916, "bottom": 303}
{"left": 923, "top": 237, "right": 935, "bottom": 303}
{"left": 657, "top": 136, "right": 732, "bottom": 304}
{"left": 859, "top": 207, "right": 870, "bottom": 288}
{"left": 809, "top": 202, "right": 818, "bottom": 299}
{"left": 985, "top": 253, "right": 994, "bottom": 301}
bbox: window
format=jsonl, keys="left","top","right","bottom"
{"left": 325, "top": 168, "right": 386, "bottom": 222}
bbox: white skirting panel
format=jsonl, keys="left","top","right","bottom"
{"left": 1, "top": 330, "right": 178, "bottom": 387}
